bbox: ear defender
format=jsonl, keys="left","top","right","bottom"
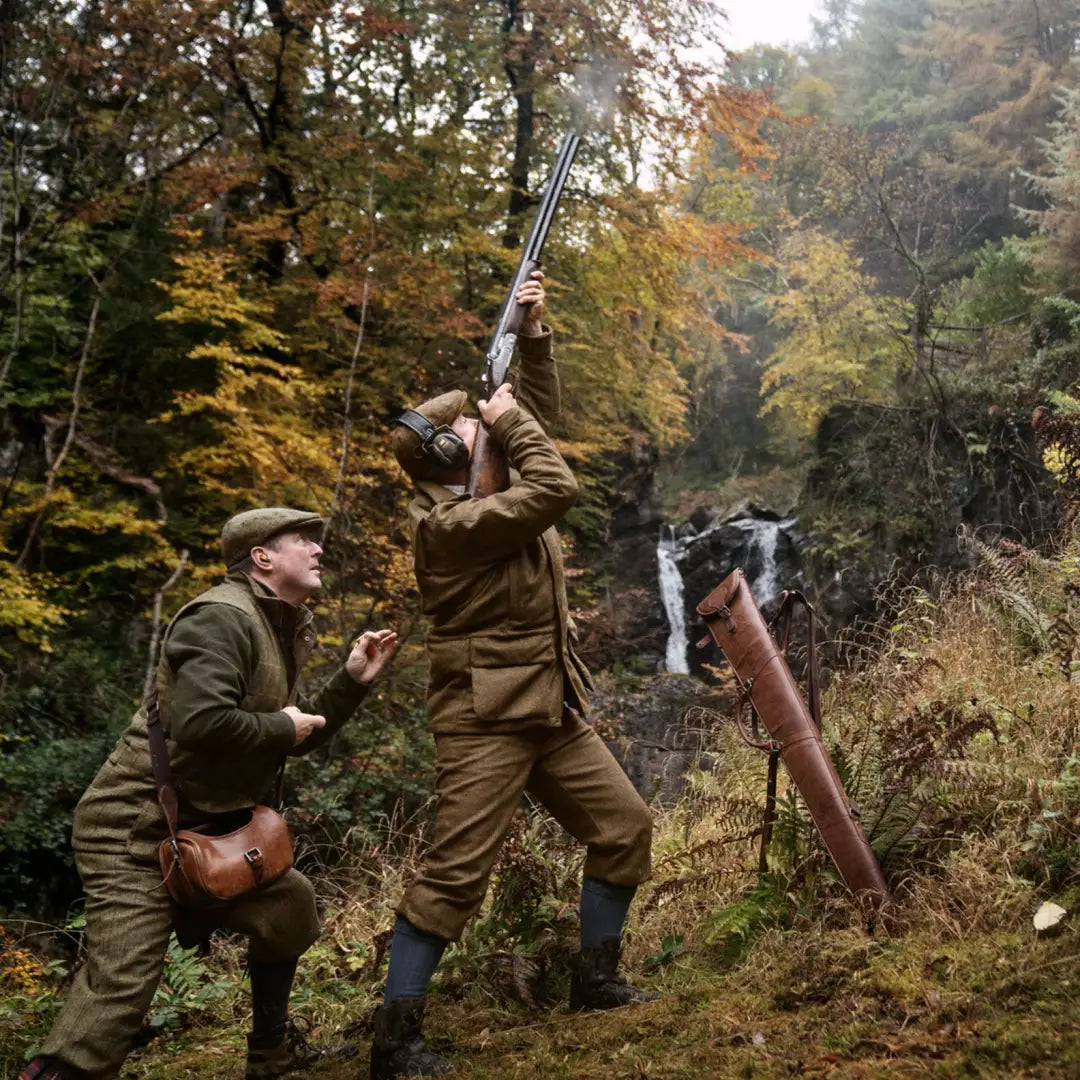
{"left": 394, "top": 410, "right": 470, "bottom": 471}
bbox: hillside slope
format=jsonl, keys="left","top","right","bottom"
{"left": 5, "top": 536, "right": 1080, "bottom": 1079}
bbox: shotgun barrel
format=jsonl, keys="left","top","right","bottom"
{"left": 467, "top": 133, "right": 580, "bottom": 498}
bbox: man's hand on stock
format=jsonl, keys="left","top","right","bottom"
{"left": 477, "top": 382, "right": 517, "bottom": 427}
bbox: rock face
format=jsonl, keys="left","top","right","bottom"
{"left": 591, "top": 674, "right": 728, "bottom": 804}
{"left": 659, "top": 504, "right": 807, "bottom": 678}
{"left": 579, "top": 444, "right": 808, "bottom": 798}
{"left": 575, "top": 436, "right": 669, "bottom": 672}
{"left": 579, "top": 498, "right": 808, "bottom": 800}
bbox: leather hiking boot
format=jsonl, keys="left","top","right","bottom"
{"left": 569, "top": 937, "right": 659, "bottom": 1011}
{"left": 369, "top": 996, "right": 452, "bottom": 1079}
{"left": 245, "top": 1018, "right": 357, "bottom": 1079}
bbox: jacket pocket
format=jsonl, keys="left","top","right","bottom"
{"left": 125, "top": 799, "right": 169, "bottom": 863}
{"left": 470, "top": 632, "right": 562, "bottom": 722}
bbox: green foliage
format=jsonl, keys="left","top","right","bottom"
{"left": 0, "top": 646, "right": 136, "bottom": 917}
{"left": 700, "top": 876, "right": 791, "bottom": 964}
{"left": 147, "top": 938, "right": 238, "bottom": 1034}
{"left": 286, "top": 700, "right": 435, "bottom": 862}
{"left": 760, "top": 229, "right": 905, "bottom": 440}
{"left": 643, "top": 933, "right": 685, "bottom": 969}
{"left": 1017, "top": 752, "right": 1080, "bottom": 893}
{"left": 442, "top": 812, "right": 582, "bottom": 1007}
{"left": 937, "top": 239, "right": 1036, "bottom": 332}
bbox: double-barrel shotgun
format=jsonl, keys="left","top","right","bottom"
{"left": 467, "top": 132, "right": 581, "bottom": 498}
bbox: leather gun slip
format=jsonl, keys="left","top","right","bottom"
{"left": 697, "top": 569, "right": 889, "bottom": 912}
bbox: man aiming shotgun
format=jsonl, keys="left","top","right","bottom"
{"left": 379, "top": 135, "right": 656, "bottom": 1079}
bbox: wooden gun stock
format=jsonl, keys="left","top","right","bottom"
{"left": 467, "top": 421, "right": 511, "bottom": 498}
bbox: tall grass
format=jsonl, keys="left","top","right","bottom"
{"left": 3, "top": 534, "right": 1080, "bottom": 1074}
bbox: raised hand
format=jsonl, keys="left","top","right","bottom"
{"left": 346, "top": 628, "right": 400, "bottom": 684}
{"left": 477, "top": 382, "right": 517, "bottom": 427}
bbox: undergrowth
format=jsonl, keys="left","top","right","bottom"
{"left": 4, "top": 534, "right": 1080, "bottom": 1077}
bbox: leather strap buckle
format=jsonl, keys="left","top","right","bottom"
{"left": 244, "top": 847, "right": 263, "bottom": 866}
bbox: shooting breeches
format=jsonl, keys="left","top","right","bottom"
{"left": 399, "top": 713, "right": 653, "bottom": 942}
{"left": 39, "top": 848, "right": 319, "bottom": 1079}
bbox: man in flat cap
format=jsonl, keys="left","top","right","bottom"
{"left": 373, "top": 273, "right": 655, "bottom": 1078}
{"left": 21, "top": 508, "right": 398, "bottom": 1080}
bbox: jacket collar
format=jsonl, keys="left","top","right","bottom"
{"left": 225, "top": 570, "right": 314, "bottom": 636}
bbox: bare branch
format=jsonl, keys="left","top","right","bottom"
{"left": 16, "top": 282, "right": 102, "bottom": 569}
{"left": 40, "top": 417, "right": 167, "bottom": 523}
{"left": 142, "top": 551, "right": 190, "bottom": 702}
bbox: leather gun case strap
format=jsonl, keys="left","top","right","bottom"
{"left": 697, "top": 569, "right": 889, "bottom": 910}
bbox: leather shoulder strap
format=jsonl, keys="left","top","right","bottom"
{"left": 146, "top": 692, "right": 179, "bottom": 839}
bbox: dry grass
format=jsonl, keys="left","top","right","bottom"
{"left": 5, "top": 540, "right": 1080, "bottom": 1077}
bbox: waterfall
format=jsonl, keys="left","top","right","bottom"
{"left": 731, "top": 517, "right": 797, "bottom": 610}
{"left": 657, "top": 526, "right": 690, "bottom": 674}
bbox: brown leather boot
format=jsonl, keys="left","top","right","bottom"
{"left": 369, "top": 996, "right": 452, "bottom": 1079}
{"left": 245, "top": 1018, "right": 356, "bottom": 1078}
{"left": 569, "top": 937, "right": 659, "bottom": 1011}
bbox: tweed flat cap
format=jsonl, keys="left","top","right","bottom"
{"left": 391, "top": 389, "right": 468, "bottom": 479}
{"left": 221, "top": 507, "right": 325, "bottom": 568}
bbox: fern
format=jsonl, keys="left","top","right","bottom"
{"left": 956, "top": 525, "right": 1050, "bottom": 650}
{"left": 701, "top": 876, "right": 790, "bottom": 962}
{"left": 146, "top": 937, "right": 236, "bottom": 1032}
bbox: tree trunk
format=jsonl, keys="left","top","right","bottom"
{"left": 502, "top": 0, "right": 544, "bottom": 249}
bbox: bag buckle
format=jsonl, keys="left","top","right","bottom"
{"left": 244, "top": 847, "right": 263, "bottom": 866}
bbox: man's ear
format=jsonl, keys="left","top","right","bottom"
{"left": 251, "top": 546, "right": 274, "bottom": 571}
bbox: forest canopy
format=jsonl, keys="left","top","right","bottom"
{"left": 4, "top": 0, "right": 1080, "bottom": 934}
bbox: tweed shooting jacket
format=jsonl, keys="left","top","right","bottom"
{"left": 407, "top": 328, "right": 594, "bottom": 734}
{"left": 73, "top": 573, "right": 368, "bottom": 860}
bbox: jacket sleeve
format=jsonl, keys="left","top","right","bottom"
{"left": 419, "top": 407, "right": 578, "bottom": 567}
{"left": 163, "top": 605, "right": 296, "bottom": 756}
{"left": 510, "top": 326, "right": 560, "bottom": 433}
{"left": 289, "top": 666, "right": 370, "bottom": 756}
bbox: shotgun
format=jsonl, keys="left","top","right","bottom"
{"left": 467, "top": 132, "right": 581, "bottom": 497}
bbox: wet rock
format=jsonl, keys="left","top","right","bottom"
{"left": 688, "top": 505, "right": 716, "bottom": 532}
{"left": 592, "top": 674, "right": 729, "bottom": 803}
{"left": 659, "top": 505, "right": 807, "bottom": 676}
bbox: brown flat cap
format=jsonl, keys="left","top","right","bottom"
{"left": 391, "top": 389, "right": 468, "bottom": 479}
{"left": 221, "top": 507, "right": 325, "bottom": 568}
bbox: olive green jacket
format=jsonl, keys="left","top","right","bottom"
{"left": 73, "top": 572, "right": 368, "bottom": 859}
{"left": 408, "top": 329, "right": 594, "bottom": 734}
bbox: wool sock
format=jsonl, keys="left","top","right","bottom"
{"left": 248, "top": 955, "right": 299, "bottom": 1046}
{"left": 383, "top": 916, "right": 449, "bottom": 1004}
{"left": 579, "top": 876, "right": 636, "bottom": 950}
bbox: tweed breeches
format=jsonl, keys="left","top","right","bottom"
{"left": 39, "top": 846, "right": 319, "bottom": 1080}
{"left": 399, "top": 713, "right": 653, "bottom": 941}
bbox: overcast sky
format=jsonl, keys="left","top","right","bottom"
{"left": 721, "top": 0, "right": 822, "bottom": 51}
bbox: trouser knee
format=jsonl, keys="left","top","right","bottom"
{"left": 230, "top": 870, "right": 321, "bottom": 961}
{"left": 587, "top": 802, "right": 653, "bottom": 885}
{"left": 398, "top": 880, "right": 486, "bottom": 943}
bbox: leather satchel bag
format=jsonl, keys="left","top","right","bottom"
{"left": 147, "top": 694, "right": 293, "bottom": 910}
